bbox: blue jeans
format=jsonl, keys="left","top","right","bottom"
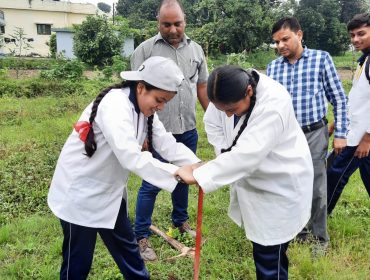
{"left": 327, "top": 146, "right": 370, "bottom": 215}
{"left": 135, "top": 128, "right": 198, "bottom": 239}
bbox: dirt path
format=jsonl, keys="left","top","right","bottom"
{"left": 6, "top": 69, "right": 355, "bottom": 80}
{"left": 337, "top": 69, "right": 354, "bottom": 80}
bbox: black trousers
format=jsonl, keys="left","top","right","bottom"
{"left": 252, "top": 241, "right": 290, "bottom": 280}
{"left": 327, "top": 145, "right": 370, "bottom": 215}
{"left": 60, "top": 200, "right": 149, "bottom": 280}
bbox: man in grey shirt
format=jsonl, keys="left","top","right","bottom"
{"left": 130, "top": 0, "right": 209, "bottom": 261}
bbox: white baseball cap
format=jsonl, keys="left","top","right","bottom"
{"left": 120, "top": 56, "right": 184, "bottom": 92}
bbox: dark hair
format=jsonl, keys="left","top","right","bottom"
{"left": 347, "top": 13, "right": 370, "bottom": 31}
{"left": 207, "top": 65, "right": 259, "bottom": 153}
{"left": 272, "top": 17, "right": 301, "bottom": 35}
{"left": 157, "top": 0, "right": 185, "bottom": 17}
{"left": 84, "top": 81, "right": 158, "bottom": 157}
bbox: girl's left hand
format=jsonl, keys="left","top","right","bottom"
{"left": 175, "top": 165, "right": 197, "bottom": 185}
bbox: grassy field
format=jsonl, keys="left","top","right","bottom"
{"left": 0, "top": 58, "right": 369, "bottom": 279}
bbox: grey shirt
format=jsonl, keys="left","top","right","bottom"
{"left": 130, "top": 33, "right": 208, "bottom": 134}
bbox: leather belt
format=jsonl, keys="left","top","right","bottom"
{"left": 302, "top": 117, "right": 328, "bottom": 133}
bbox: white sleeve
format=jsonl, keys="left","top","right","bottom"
{"left": 203, "top": 103, "right": 229, "bottom": 155}
{"left": 194, "top": 109, "right": 284, "bottom": 193}
{"left": 95, "top": 93, "right": 179, "bottom": 192}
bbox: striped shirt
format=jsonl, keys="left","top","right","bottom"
{"left": 267, "top": 47, "right": 348, "bottom": 138}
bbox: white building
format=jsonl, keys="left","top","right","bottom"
{"left": 0, "top": 0, "right": 99, "bottom": 56}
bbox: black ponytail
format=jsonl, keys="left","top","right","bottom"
{"left": 139, "top": 82, "right": 161, "bottom": 154}
{"left": 84, "top": 81, "right": 161, "bottom": 157}
{"left": 207, "top": 66, "right": 259, "bottom": 153}
{"left": 221, "top": 92, "right": 256, "bottom": 153}
{"left": 147, "top": 115, "right": 154, "bottom": 153}
{"left": 84, "top": 81, "right": 134, "bottom": 157}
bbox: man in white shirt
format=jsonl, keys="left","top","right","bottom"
{"left": 327, "top": 13, "right": 370, "bottom": 214}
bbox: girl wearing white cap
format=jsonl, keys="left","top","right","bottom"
{"left": 48, "top": 56, "right": 200, "bottom": 280}
{"left": 176, "top": 66, "right": 313, "bottom": 280}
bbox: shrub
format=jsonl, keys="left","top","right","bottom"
{"left": 40, "top": 60, "right": 85, "bottom": 81}
{"left": 100, "top": 55, "right": 129, "bottom": 80}
{"left": 73, "top": 15, "right": 123, "bottom": 66}
{"left": 0, "top": 68, "right": 9, "bottom": 79}
{"left": 111, "top": 55, "right": 129, "bottom": 74}
{"left": 0, "top": 57, "right": 59, "bottom": 70}
{"left": 226, "top": 52, "right": 253, "bottom": 69}
{"left": 0, "top": 78, "right": 111, "bottom": 98}
{"left": 48, "top": 34, "right": 57, "bottom": 59}
{"left": 0, "top": 79, "right": 78, "bottom": 98}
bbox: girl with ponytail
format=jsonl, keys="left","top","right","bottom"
{"left": 48, "top": 56, "right": 200, "bottom": 280}
{"left": 176, "top": 65, "right": 314, "bottom": 280}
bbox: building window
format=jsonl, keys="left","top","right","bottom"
{"left": 36, "top": 24, "right": 51, "bottom": 35}
{"left": 0, "top": 26, "right": 4, "bottom": 34}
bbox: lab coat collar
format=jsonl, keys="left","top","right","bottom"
{"left": 358, "top": 50, "right": 370, "bottom": 66}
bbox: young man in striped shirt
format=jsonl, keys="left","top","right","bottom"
{"left": 267, "top": 17, "right": 348, "bottom": 256}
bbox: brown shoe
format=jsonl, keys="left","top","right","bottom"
{"left": 138, "top": 238, "right": 157, "bottom": 261}
{"left": 177, "top": 221, "right": 196, "bottom": 238}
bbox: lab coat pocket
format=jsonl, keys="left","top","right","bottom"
{"left": 71, "top": 177, "right": 114, "bottom": 215}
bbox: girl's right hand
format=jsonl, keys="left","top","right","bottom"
{"left": 175, "top": 165, "right": 197, "bottom": 185}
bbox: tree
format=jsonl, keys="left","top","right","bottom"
{"left": 116, "top": 0, "right": 159, "bottom": 29}
{"left": 47, "top": 33, "right": 57, "bottom": 58}
{"left": 188, "top": 22, "right": 220, "bottom": 57}
{"left": 73, "top": 15, "right": 123, "bottom": 66}
{"left": 273, "top": 0, "right": 298, "bottom": 20}
{"left": 296, "top": 0, "right": 348, "bottom": 55}
{"left": 97, "top": 2, "right": 111, "bottom": 13}
{"left": 116, "top": 0, "right": 135, "bottom": 18}
{"left": 116, "top": 0, "right": 199, "bottom": 27}
{"left": 6, "top": 27, "right": 34, "bottom": 78}
{"left": 339, "top": 0, "right": 369, "bottom": 24}
{"left": 295, "top": 8, "right": 326, "bottom": 50}
{"left": 193, "top": 0, "right": 275, "bottom": 54}
{"left": 8, "top": 27, "right": 33, "bottom": 57}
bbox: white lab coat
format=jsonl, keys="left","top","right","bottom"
{"left": 347, "top": 57, "right": 370, "bottom": 146}
{"left": 193, "top": 72, "right": 314, "bottom": 246}
{"left": 48, "top": 88, "right": 200, "bottom": 229}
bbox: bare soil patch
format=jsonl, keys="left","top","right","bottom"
{"left": 6, "top": 69, "right": 354, "bottom": 81}
{"left": 337, "top": 69, "right": 354, "bottom": 80}
{"left": 6, "top": 69, "right": 98, "bottom": 79}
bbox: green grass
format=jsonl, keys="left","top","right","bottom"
{"left": 207, "top": 50, "right": 278, "bottom": 71}
{"left": 0, "top": 75, "right": 369, "bottom": 279}
{"left": 332, "top": 51, "right": 361, "bottom": 70}
{"left": 207, "top": 50, "right": 360, "bottom": 71}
